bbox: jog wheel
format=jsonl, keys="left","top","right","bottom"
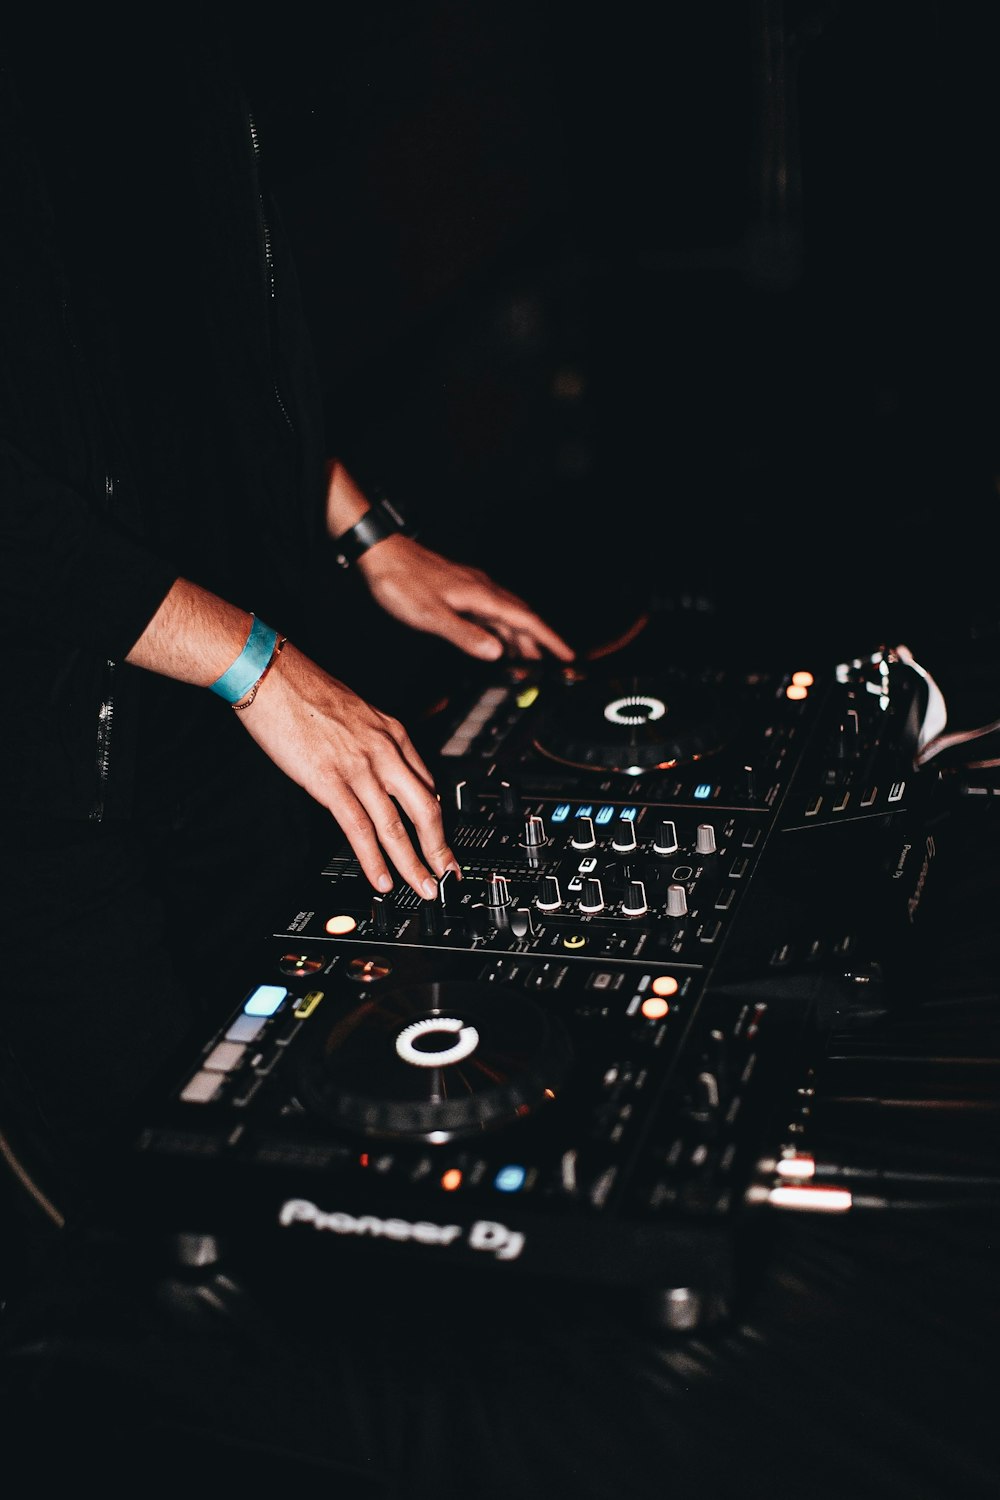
{"left": 533, "top": 672, "right": 733, "bottom": 773}
{"left": 296, "top": 981, "right": 572, "bottom": 1141}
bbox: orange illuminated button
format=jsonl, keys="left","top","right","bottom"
{"left": 441, "top": 1168, "right": 462, "bottom": 1192}
{"left": 640, "top": 995, "right": 670, "bottom": 1020}
{"left": 650, "top": 974, "right": 679, "bottom": 998}
{"left": 785, "top": 683, "right": 808, "bottom": 701}
{"left": 325, "top": 914, "right": 357, "bottom": 935}
{"left": 791, "top": 670, "right": 815, "bottom": 687}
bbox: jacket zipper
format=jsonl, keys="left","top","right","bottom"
{"left": 247, "top": 108, "right": 295, "bottom": 435}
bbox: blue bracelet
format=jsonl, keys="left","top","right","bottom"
{"left": 210, "top": 615, "right": 280, "bottom": 704}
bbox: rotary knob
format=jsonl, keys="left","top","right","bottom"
{"left": 695, "top": 824, "right": 717, "bottom": 855}
{"left": 571, "top": 814, "right": 597, "bottom": 850}
{"left": 536, "top": 874, "right": 563, "bottom": 912}
{"left": 522, "top": 813, "right": 547, "bottom": 848}
{"left": 486, "top": 873, "right": 511, "bottom": 908}
{"left": 653, "top": 819, "right": 679, "bottom": 855}
{"left": 611, "top": 816, "right": 638, "bottom": 852}
{"left": 579, "top": 877, "right": 605, "bottom": 914}
{"left": 666, "top": 883, "right": 689, "bottom": 918}
{"left": 621, "top": 878, "right": 648, "bottom": 917}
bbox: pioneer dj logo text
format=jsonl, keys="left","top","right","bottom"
{"left": 278, "top": 1198, "right": 526, "bottom": 1261}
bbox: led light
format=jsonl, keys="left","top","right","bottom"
{"left": 651, "top": 974, "right": 679, "bottom": 997}
{"left": 595, "top": 805, "right": 615, "bottom": 825}
{"left": 325, "top": 913, "right": 357, "bottom": 935}
{"left": 494, "top": 1164, "right": 527, "bottom": 1192}
{"left": 243, "top": 984, "right": 287, "bottom": 1017}
{"left": 775, "top": 1154, "right": 815, "bottom": 1180}
{"left": 640, "top": 996, "right": 670, "bottom": 1020}
{"left": 768, "top": 1184, "right": 852, "bottom": 1212}
{"left": 441, "top": 1168, "right": 463, "bottom": 1191}
{"left": 785, "top": 684, "right": 808, "bottom": 701}
{"left": 694, "top": 783, "right": 712, "bottom": 799}
{"left": 515, "top": 686, "right": 540, "bottom": 709}
{"left": 551, "top": 804, "right": 571, "bottom": 823}
{"left": 575, "top": 805, "right": 594, "bottom": 819}
{"left": 791, "top": 670, "right": 814, "bottom": 687}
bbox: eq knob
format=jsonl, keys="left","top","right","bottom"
{"left": 653, "top": 819, "right": 679, "bottom": 855}
{"left": 536, "top": 874, "right": 563, "bottom": 912}
{"left": 486, "top": 873, "right": 511, "bottom": 908}
{"left": 579, "top": 877, "right": 605, "bottom": 914}
{"left": 522, "top": 813, "right": 547, "bottom": 852}
{"left": 571, "top": 814, "right": 597, "bottom": 850}
{"left": 621, "top": 879, "right": 649, "bottom": 917}
{"left": 611, "top": 816, "right": 638, "bottom": 852}
{"left": 666, "top": 883, "right": 689, "bottom": 918}
{"left": 695, "top": 824, "right": 717, "bottom": 855}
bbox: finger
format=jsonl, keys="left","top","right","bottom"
{"left": 353, "top": 781, "right": 444, "bottom": 898}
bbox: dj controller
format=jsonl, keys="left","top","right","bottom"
{"left": 118, "top": 618, "right": 947, "bottom": 1328}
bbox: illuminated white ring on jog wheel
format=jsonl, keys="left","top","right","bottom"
{"left": 395, "top": 1016, "right": 481, "bottom": 1069}
{"left": 604, "top": 694, "right": 667, "bottom": 727}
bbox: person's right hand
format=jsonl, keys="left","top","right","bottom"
{"left": 239, "top": 642, "right": 459, "bottom": 898}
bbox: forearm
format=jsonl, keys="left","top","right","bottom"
{"left": 124, "top": 575, "right": 257, "bottom": 687}
{"left": 324, "top": 458, "right": 373, "bottom": 539}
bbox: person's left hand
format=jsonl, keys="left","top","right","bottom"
{"left": 357, "top": 533, "right": 576, "bottom": 663}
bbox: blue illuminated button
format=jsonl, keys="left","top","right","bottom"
{"left": 243, "top": 984, "right": 288, "bottom": 1017}
{"left": 551, "top": 804, "right": 571, "bottom": 823}
{"left": 622, "top": 807, "right": 637, "bottom": 821}
{"left": 574, "top": 805, "right": 594, "bottom": 819}
{"left": 595, "top": 805, "right": 615, "bottom": 825}
{"left": 694, "top": 783, "right": 713, "bottom": 800}
{"left": 494, "top": 1164, "right": 527, "bottom": 1193}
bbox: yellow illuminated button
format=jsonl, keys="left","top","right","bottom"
{"left": 791, "top": 670, "right": 815, "bottom": 687}
{"left": 515, "top": 685, "right": 540, "bottom": 709}
{"left": 325, "top": 914, "right": 357, "bottom": 935}
{"left": 563, "top": 934, "right": 588, "bottom": 950}
{"left": 650, "top": 974, "right": 679, "bottom": 998}
{"left": 640, "top": 996, "right": 670, "bottom": 1020}
{"left": 293, "top": 990, "right": 324, "bottom": 1018}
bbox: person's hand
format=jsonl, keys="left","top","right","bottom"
{"left": 357, "top": 534, "right": 576, "bottom": 663}
{"left": 239, "top": 642, "right": 458, "bottom": 897}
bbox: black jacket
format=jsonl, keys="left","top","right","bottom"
{"left": 1, "top": 23, "right": 328, "bottom": 821}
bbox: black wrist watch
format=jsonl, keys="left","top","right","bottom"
{"left": 333, "top": 496, "right": 416, "bottom": 570}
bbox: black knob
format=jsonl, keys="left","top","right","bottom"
{"left": 523, "top": 813, "right": 547, "bottom": 848}
{"left": 622, "top": 879, "right": 648, "bottom": 916}
{"left": 611, "top": 816, "right": 637, "bottom": 852}
{"left": 487, "top": 873, "right": 511, "bottom": 908}
{"left": 579, "top": 877, "right": 605, "bottom": 913}
{"left": 536, "top": 874, "right": 562, "bottom": 911}
{"left": 571, "top": 814, "right": 596, "bottom": 850}
{"left": 653, "top": 819, "right": 678, "bottom": 855}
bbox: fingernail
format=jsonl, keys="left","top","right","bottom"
{"left": 422, "top": 878, "right": 439, "bottom": 900}
{"left": 377, "top": 874, "right": 393, "bottom": 892}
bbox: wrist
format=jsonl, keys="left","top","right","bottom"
{"left": 209, "top": 615, "right": 286, "bottom": 706}
{"left": 332, "top": 496, "right": 416, "bottom": 570}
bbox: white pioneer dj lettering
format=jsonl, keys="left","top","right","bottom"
{"left": 395, "top": 1016, "right": 480, "bottom": 1068}
{"left": 604, "top": 694, "right": 666, "bottom": 727}
{"left": 277, "top": 1199, "right": 526, "bottom": 1260}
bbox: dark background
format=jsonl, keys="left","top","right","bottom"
{"left": 239, "top": 0, "right": 999, "bottom": 665}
